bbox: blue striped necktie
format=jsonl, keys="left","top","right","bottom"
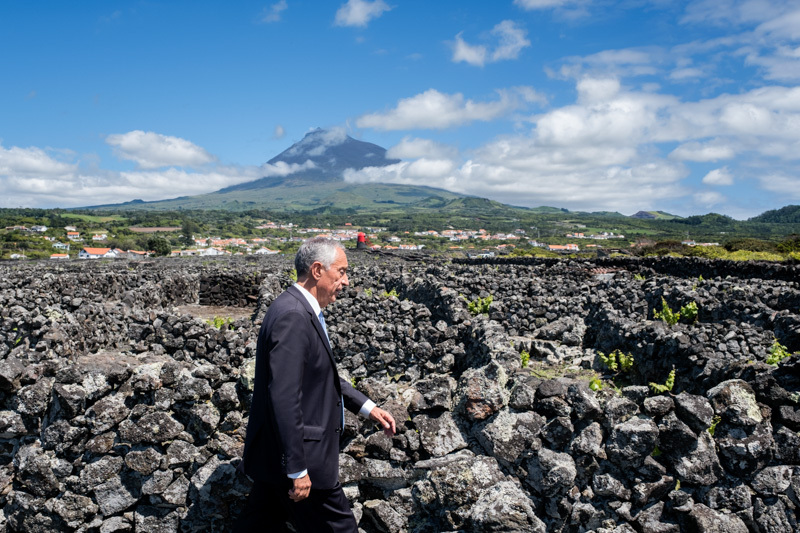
{"left": 319, "top": 310, "right": 344, "bottom": 428}
{"left": 318, "top": 311, "right": 328, "bottom": 339}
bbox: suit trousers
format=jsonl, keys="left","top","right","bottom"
{"left": 234, "top": 479, "right": 358, "bottom": 533}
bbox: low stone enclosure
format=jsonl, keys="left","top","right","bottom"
{"left": 1, "top": 254, "right": 799, "bottom": 533}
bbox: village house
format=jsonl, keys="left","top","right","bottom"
{"left": 92, "top": 234, "right": 108, "bottom": 241}
{"left": 31, "top": 225, "right": 48, "bottom": 233}
{"left": 548, "top": 244, "right": 580, "bottom": 252}
{"left": 252, "top": 247, "right": 280, "bottom": 255}
{"left": 67, "top": 231, "right": 81, "bottom": 241}
{"left": 78, "top": 247, "right": 118, "bottom": 259}
{"left": 50, "top": 253, "right": 69, "bottom": 260}
{"left": 52, "top": 242, "right": 70, "bottom": 251}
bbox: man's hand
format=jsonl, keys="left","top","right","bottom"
{"left": 288, "top": 474, "right": 311, "bottom": 502}
{"left": 369, "top": 406, "right": 397, "bottom": 437}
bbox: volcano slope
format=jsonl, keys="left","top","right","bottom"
{"left": 1, "top": 254, "right": 799, "bottom": 532}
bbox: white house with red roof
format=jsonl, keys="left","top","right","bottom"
{"left": 78, "top": 247, "right": 118, "bottom": 259}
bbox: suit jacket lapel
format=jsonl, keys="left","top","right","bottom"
{"left": 286, "top": 285, "right": 334, "bottom": 358}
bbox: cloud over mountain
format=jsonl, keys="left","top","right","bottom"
{"left": 106, "top": 131, "right": 216, "bottom": 169}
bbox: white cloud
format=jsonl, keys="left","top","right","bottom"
{"left": 0, "top": 144, "right": 76, "bottom": 176}
{"left": 0, "top": 163, "right": 266, "bottom": 209}
{"left": 357, "top": 87, "right": 539, "bottom": 130}
{"left": 386, "top": 137, "right": 458, "bottom": 160}
{"left": 450, "top": 20, "right": 530, "bottom": 67}
{"left": 681, "top": 0, "right": 785, "bottom": 27}
{"left": 106, "top": 131, "right": 216, "bottom": 169}
{"left": 757, "top": 172, "right": 800, "bottom": 198}
{"left": 351, "top": 75, "right": 800, "bottom": 214}
{"left": 334, "top": 0, "right": 391, "bottom": 28}
{"left": 451, "top": 34, "right": 487, "bottom": 67}
{"left": 669, "top": 67, "right": 705, "bottom": 80}
{"left": 491, "top": 20, "right": 531, "bottom": 61}
{"left": 670, "top": 141, "right": 736, "bottom": 162}
{"left": 702, "top": 167, "right": 734, "bottom": 185}
{"left": 515, "top": 0, "right": 572, "bottom": 7}
{"left": 285, "top": 128, "right": 348, "bottom": 157}
{"left": 0, "top": 139, "right": 269, "bottom": 209}
{"left": 694, "top": 190, "right": 727, "bottom": 207}
{"left": 260, "top": 0, "right": 287, "bottom": 23}
{"left": 273, "top": 125, "right": 285, "bottom": 139}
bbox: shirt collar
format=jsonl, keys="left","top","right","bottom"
{"left": 293, "top": 283, "right": 322, "bottom": 316}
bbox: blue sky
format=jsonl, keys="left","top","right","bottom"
{"left": 2, "top": 0, "right": 799, "bottom": 218}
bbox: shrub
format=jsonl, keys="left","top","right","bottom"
{"left": 467, "top": 295, "right": 493, "bottom": 315}
{"left": 599, "top": 349, "right": 634, "bottom": 373}
{"left": 520, "top": 350, "right": 530, "bottom": 368}
{"left": 206, "top": 316, "right": 234, "bottom": 329}
{"left": 649, "top": 368, "right": 676, "bottom": 394}
{"left": 766, "top": 339, "right": 792, "bottom": 366}
{"left": 723, "top": 238, "right": 777, "bottom": 253}
{"left": 680, "top": 301, "right": 699, "bottom": 323}
{"left": 654, "top": 298, "right": 680, "bottom": 325}
{"left": 382, "top": 288, "right": 399, "bottom": 299}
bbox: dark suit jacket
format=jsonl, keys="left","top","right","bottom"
{"left": 242, "top": 285, "right": 368, "bottom": 489}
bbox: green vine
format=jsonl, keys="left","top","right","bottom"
{"left": 649, "top": 368, "right": 676, "bottom": 394}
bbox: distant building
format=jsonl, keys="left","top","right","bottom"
{"left": 52, "top": 242, "right": 70, "bottom": 250}
{"left": 79, "top": 247, "right": 117, "bottom": 259}
{"left": 31, "top": 225, "right": 48, "bottom": 233}
{"left": 252, "top": 247, "right": 280, "bottom": 255}
{"left": 548, "top": 244, "right": 579, "bottom": 252}
{"left": 67, "top": 231, "right": 81, "bottom": 241}
{"left": 50, "top": 253, "right": 69, "bottom": 260}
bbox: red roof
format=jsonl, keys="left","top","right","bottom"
{"left": 82, "top": 247, "right": 111, "bottom": 255}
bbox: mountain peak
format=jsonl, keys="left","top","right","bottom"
{"left": 218, "top": 128, "right": 400, "bottom": 193}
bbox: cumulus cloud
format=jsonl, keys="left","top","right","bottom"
{"left": 260, "top": 0, "right": 287, "bottom": 23}
{"left": 757, "top": 173, "right": 800, "bottom": 198}
{"left": 694, "top": 190, "right": 727, "bottom": 207}
{"left": 0, "top": 144, "right": 77, "bottom": 176}
{"left": 273, "top": 125, "right": 285, "bottom": 139}
{"left": 451, "top": 34, "right": 487, "bottom": 67}
{"left": 670, "top": 141, "right": 736, "bottom": 162}
{"left": 0, "top": 138, "right": 267, "bottom": 209}
{"left": 357, "top": 87, "right": 541, "bottom": 130}
{"left": 0, "top": 162, "right": 265, "bottom": 209}
{"left": 106, "top": 131, "right": 216, "bottom": 169}
{"left": 450, "top": 20, "right": 530, "bottom": 67}
{"left": 386, "top": 137, "right": 459, "bottom": 160}
{"left": 702, "top": 167, "right": 734, "bottom": 185}
{"left": 350, "top": 72, "right": 800, "bottom": 215}
{"left": 334, "top": 0, "right": 391, "bottom": 28}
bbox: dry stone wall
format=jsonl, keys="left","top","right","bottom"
{"left": 0, "top": 255, "right": 799, "bottom": 532}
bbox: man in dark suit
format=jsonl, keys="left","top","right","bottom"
{"left": 236, "top": 237, "right": 396, "bottom": 532}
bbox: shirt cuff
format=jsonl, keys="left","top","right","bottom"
{"left": 359, "top": 399, "right": 376, "bottom": 418}
{"left": 287, "top": 470, "right": 307, "bottom": 479}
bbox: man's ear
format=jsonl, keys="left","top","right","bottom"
{"left": 309, "top": 261, "right": 324, "bottom": 280}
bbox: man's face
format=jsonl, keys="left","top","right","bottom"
{"left": 315, "top": 248, "right": 349, "bottom": 307}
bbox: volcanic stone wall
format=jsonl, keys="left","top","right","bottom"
{"left": 0, "top": 255, "right": 799, "bottom": 532}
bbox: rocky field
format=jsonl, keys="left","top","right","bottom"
{"left": 0, "top": 254, "right": 799, "bottom": 533}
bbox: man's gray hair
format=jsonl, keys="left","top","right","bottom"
{"left": 295, "top": 237, "right": 345, "bottom": 277}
